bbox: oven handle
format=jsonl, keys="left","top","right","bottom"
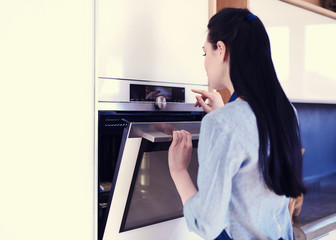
{"left": 128, "top": 121, "right": 201, "bottom": 142}
{"left": 142, "top": 131, "right": 199, "bottom": 143}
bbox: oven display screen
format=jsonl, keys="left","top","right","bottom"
{"left": 130, "top": 84, "right": 185, "bottom": 102}
{"left": 120, "top": 147, "right": 198, "bottom": 231}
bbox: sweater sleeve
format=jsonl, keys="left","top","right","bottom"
{"left": 183, "top": 113, "right": 246, "bottom": 240}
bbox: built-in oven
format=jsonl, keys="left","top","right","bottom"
{"left": 97, "top": 78, "right": 207, "bottom": 240}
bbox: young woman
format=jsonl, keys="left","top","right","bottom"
{"left": 168, "top": 8, "right": 306, "bottom": 240}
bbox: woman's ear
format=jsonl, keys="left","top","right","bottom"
{"left": 216, "top": 41, "right": 227, "bottom": 61}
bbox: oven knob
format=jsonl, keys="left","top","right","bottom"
{"left": 155, "top": 96, "right": 166, "bottom": 110}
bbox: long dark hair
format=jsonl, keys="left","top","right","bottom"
{"left": 207, "top": 8, "right": 306, "bottom": 197}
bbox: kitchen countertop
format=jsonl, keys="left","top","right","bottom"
{"left": 293, "top": 172, "right": 336, "bottom": 240}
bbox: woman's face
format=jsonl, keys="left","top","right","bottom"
{"left": 202, "top": 38, "right": 230, "bottom": 90}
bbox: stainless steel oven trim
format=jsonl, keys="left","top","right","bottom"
{"left": 103, "top": 137, "right": 142, "bottom": 240}
{"left": 97, "top": 102, "right": 204, "bottom": 112}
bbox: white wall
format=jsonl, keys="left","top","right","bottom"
{"left": 0, "top": 1, "right": 94, "bottom": 240}
{"left": 250, "top": 0, "right": 336, "bottom": 103}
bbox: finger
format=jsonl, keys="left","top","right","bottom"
{"left": 196, "top": 95, "right": 212, "bottom": 113}
{"left": 178, "top": 130, "right": 185, "bottom": 143}
{"left": 192, "top": 89, "right": 209, "bottom": 102}
{"left": 194, "top": 98, "right": 201, "bottom": 107}
{"left": 191, "top": 89, "right": 207, "bottom": 95}
{"left": 193, "top": 89, "right": 212, "bottom": 107}
{"left": 171, "top": 131, "right": 181, "bottom": 149}
{"left": 183, "top": 130, "right": 192, "bottom": 148}
{"left": 177, "top": 131, "right": 184, "bottom": 145}
{"left": 181, "top": 130, "right": 188, "bottom": 148}
{"left": 171, "top": 131, "right": 178, "bottom": 147}
{"left": 181, "top": 130, "right": 187, "bottom": 140}
{"left": 186, "top": 131, "right": 192, "bottom": 147}
{"left": 192, "top": 89, "right": 213, "bottom": 100}
{"left": 194, "top": 97, "right": 203, "bottom": 107}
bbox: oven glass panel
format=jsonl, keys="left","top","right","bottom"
{"left": 130, "top": 84, "right": 185, "bottom": 102}
{"left": 121, "top": 144, "right": 198, "bottom": 231}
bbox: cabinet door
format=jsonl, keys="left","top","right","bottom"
{"left": 96, "top": 0, "right": 208, "bottom": 85}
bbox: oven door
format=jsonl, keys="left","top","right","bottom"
{"left": 102, "top": 122, "right": 202, "bottom": 240}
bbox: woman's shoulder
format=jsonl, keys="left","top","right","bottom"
{"left": 203, "top": 100, "right": 253, "bottom": 125}
{"left": 201, "top": 100, "right": 258, "bottom": 143}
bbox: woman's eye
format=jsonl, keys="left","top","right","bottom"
{"left": 202, "top": 53, "right": 206, "bottom": 56}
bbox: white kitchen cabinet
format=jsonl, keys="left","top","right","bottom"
{"left": 96, "top": 0, "right": 208, "bottom": 85}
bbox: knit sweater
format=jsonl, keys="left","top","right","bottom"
{"left": 183, "top": 100, "right": 294, "bottom": 240}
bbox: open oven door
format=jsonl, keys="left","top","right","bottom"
{"left": 102, "top": 121, "right": 203, "bottom": 240}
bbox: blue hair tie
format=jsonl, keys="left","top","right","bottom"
{"left": 246, "top": 13, "right": 257, "bottom": 22}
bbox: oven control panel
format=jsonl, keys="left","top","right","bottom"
{"left": 130, "top": 84, "right": 185, "bottom": 102}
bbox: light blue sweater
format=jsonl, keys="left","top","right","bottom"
{"left": 184, "top": 101, "right": 294, "bottom": 240}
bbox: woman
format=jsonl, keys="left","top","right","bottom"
{"left": 168, "top": 8, "right": 306, "bottom": 240}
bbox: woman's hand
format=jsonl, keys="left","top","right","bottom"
{"left": 192, "top": 89, "right": 224, "bottom": 113}
{"left": 168, "top": 130, "right": 192, "bottom": 175}
{"left": 168, "top": 130, "right": 197, "bottom": 204}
